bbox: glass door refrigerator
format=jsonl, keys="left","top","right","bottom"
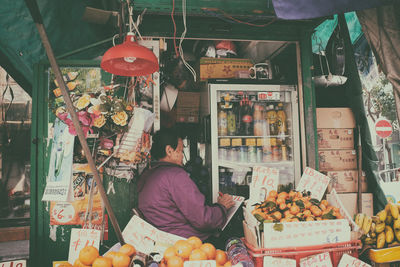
{"left": 204, "top": 82, "right": 301, "bottom": 203}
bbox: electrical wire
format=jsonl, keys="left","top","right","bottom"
{"left": 171, "top": 0, "right": 179, "bottom": 57}
{"left": 179, "top": 0, "right": 197, "bottom": 82}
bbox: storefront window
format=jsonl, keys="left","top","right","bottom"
{"left": 0, "top": 67, "right": 31, "bottom": 227}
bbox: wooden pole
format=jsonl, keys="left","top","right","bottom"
{"left": 24, "top": 0, "right": 125, "bottom": 245}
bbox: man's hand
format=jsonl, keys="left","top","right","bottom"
{"left": 217, "top": 193, "right": 235, "bottom": 210}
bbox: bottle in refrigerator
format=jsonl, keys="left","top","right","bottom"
{"left": 253, "top": 104, "right": 264, "bottom": 136}
{"left": 227, "top": 107, "right": 236, "bottom": 136}
{"left": 218, "top": 104, "right": 228, "bottom": 136}
{"left": 266, "top": 104, "right": 277, "bottom": 135}
{"left": 276, "top": 102, "right": 287, "bottom": 135}
{"left": 241, "top": 98, "right": 253, "bottom": 136}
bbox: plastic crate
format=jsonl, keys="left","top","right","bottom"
{"left": 244, "top": 239, "right": 361, "bottom": 267}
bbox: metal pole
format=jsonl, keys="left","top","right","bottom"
{"left": 56, "top": 36, "right": 115, "bottom": 60}
{"left": 24, "top": 0, "right": 125, "bottom": 245}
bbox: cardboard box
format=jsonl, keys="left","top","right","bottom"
{"left": 316, "top": 108, "right": 356, "bottom": 129}
{"left": 326, "top": 193, "right": 373, "bottom": 219}
{"left": 318, "top": 149, "right": 357, "bottom": 171}
{"left": 176, "top": 92, "right": 200, "bottom": 123}
{"left": 326, "top": 170, "right": 368, "bottom": 193}
{"left": 200, "top": 57, "right": 253, "bottom": 80}
{"left": 317, "top": 128, "right": 354, "bottom": 149}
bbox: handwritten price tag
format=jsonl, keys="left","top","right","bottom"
{"left": 184, "top": 260, "right": 217, "bottom": 267}
{"left": 300, "top": 252, "right": 333, "bottom": 267}
{"left": 68, "top": 228, "right": 100, "bottom": 264}
{"left": 297, "top": 167, "right": 331, "bottom": 201}
{"left": 0, "top": 260, "right": 26, "bottom": 267}
{"left": 51, "top": 202, "right": 75, "bottom": 224}
{"left": 250, "top": 166, "right": 279, "bottom": 203}
{"left": 264, "top": 256, "right": 296, "bottom": 267}
{"left": 337, "top": 253, "right": 371, "bottom": 267}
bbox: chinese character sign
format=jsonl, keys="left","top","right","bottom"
{"left": 68, "top": 228, "right": 100, "bottom": 264}
{"left": 297, "top": 167, "right": 331, "bottom": 201}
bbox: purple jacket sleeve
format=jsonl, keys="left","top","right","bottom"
{"left": 168, "top": 167, "right": 228, "bottom": 231}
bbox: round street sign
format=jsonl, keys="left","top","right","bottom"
{"left": 375, "top": 119, "right": 393, "bottom": 138}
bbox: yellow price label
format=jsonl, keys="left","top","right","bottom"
{"left": 231, "top": 138, "right": 242, "bottom": 147}
{"left": 219, "top": 138, "right": 230, "bottom": 147}
{"left": 245, "top": 138, "right": 256, "bottom": 146}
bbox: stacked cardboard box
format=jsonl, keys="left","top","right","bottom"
{"left": 317, "top": 108, "right": 372, "bottom": 218}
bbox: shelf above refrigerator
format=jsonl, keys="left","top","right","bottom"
{"left": 218, "top": 135, "right": 291, "bottom": 138}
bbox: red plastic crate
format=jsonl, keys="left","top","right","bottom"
{"left": 244, "top": 239, "right": 361, "bottom": 267}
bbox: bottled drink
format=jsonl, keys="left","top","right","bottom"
{"left": 227, "top": 107, "right": 236, "bottom": 136}
{"left": 266, "top": 104, "right": 277, "bottom": 135}
{"left": 241, "top": 99, "right": 253, "bottom": 136}
{"left": 218, "top": 104, "right": 228, "bottom": 136}
{"left": 252, "top": 104, "right": 263, "bottom": 136}
{"left": 281, "top": 144, "right": 288, "bottom": 161}
{"left": 276, "top": 102, "right": 287, "bottom": 136}
{"left": 236, "top": 102, "right": 243, "bottom": 135}
{"left": 261, "top": 104, "right": 270, "bottom": 136}
{"left": 248, "top": 144, "right": 257, "bottom": 163}
{"left": 219, "top": 168, "right": 226, "bottom": 191}
{"left": 225, "top": 238, "right": 255, "bottom": 267}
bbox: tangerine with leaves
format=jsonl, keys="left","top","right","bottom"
{"left": 200, "top": 243, "right": 216, "bottom": 260}
{"left": 164, "top": 246, "right": 177, "bottom": 261}
{"left": 189, "top": 248, "right": 208, "bottom": 261}
{"left": 167, "top": 255, "right": 184, "bottom": 267}
{"left": 215, "top": 250, "right": 228, "bottom": 265}
{"left": 112, "top": 252, "right": 131, "bottom": 267}
{"left": 79, "top": 246, "right": 99, "bottom": 265}
{"left": 92, "top": 256, "right": 113, "bottom": 267}
{"left": 187, "top": 236, "right": 203, "bottom": 249}
{"left": 119, "top": 243, "right": 136, "bottom": 257}
{"left": 174, "top": 240, "right": 193, "bottom": 259}
{"left": 104, "top": 251, "right": 118, "bottom": 261}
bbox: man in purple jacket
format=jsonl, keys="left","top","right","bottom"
{"left": 137, "top": 128, "right": 235, "bottom": 241}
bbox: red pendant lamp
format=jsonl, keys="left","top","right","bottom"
{"left": 101, "top": 32, "right": 159, "bottom": 77}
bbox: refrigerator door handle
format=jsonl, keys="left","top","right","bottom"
{"left": 203, "top": 115, "right": 211, "bottom": 144}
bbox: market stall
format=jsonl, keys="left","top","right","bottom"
{"left": 21, "top": 0, "right": 398, "bottom": 266}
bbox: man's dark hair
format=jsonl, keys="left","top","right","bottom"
{"left": 150, "top": 128, "right": 180, "bottom": 160}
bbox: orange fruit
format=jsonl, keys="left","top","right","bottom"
{"left": 93, "top": 256, "right": 113, "bottom": 267}
{"left": 187, "top": 236, "right": 203, "bottom": 249}
{"left": 289, "top": 204, "right": 300, "bottom": 215}
{"left": 159, "top": 259, "right": 167, "bottom": 267}
{"left": 104, "top": 251, "right": 118, "bottom": 261}
{"left": 167, "top": 255, "right": 184, "bottom": 267}
{"left": 119, "top": 243, "right": 136, "bottom": 257}
{"left": 112, "top": 252, "right": 131, "bottom": 267}
{"left": 174, "top": 240, "right": 193, "bottom": 259}
{"left": 79, "top": 246, "right": 99, "bottom": 265}
{"left": 200, "top": 243, "right": 216, "bottom": 260}
{"left": 189, "top": 248, "right": 208, "bottom": 261}
{"left": 268, "top": 190, "right": 278, "bottom": 198}
{"left": 224, "top": 261, "right": 232, "bottom": 267}
{"left": 73, "top": 259, "right": 90, "bottom": 267}
{"left": 215, "top": 250, "right": 228, "bottom": 265}
{"left": 164, "top": 246, "right": 177, "bottom": 260}
{"left": 278, "top": 191, "right": 288, "bottom": 199}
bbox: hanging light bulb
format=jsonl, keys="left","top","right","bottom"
{"left": 101, "top": 32, "right": 159, "bottom": 77}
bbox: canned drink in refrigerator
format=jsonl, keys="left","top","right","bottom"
{"left": 248, "top": 145, "right": 257, "bottom": 163}
{"left": 239, "top": 146, "right": 248, "bottom": 162}
{"left": 256, "top": 146, "right": 263, "bottom": 163}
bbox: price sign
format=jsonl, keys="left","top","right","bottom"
{"left": 0, "top": 260, "right": 26, "bottom": 267}
{"left": 184, "top": 260, "right": 217, "bottom": 267}
{"left": 300, "top": 252, "right": 333, "bottom": 267}
{"left": 337, "top": 253, "right": 371, "bottom": 267}
{"left": 264, "top": 256, "right": 296, "bottom": 267}
{"left": 68, "top": 228, "right": 100, "bottom": 264}
{"left": 51, "top": 202, "right": 76, "bottom": 224}
{"left": 250, "top": 166, "right": 279, "bottom": 203}
{"left": 297, "top": 167, "right": 331, "bottom": 201}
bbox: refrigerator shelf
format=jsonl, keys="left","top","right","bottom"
{"left": 219, "top": 160, "right": 294, "bottom": 171}
{"left": 218, "top": 135, "right": 291, "bottom": 139}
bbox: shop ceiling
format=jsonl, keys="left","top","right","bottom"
{"left": 0, "top": 0, "right": 323, "bottom": 96}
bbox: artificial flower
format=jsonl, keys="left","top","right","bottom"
{"left": 88, "top": 105, "right": 102, "bottom": 116}
{"left": 111, "top": 111, "right": 128, "bottom": 126}
{"left": 77, "top": 111, "right": 92, "bottom": 126}
{"left": 99, "top": 138, "right": 114, "bottom": 149}
{"left": 75, "top": 94, "right": 91, "bottom": 110}
{"left": 93, "top": 114, "right": 106, "bottom": 128}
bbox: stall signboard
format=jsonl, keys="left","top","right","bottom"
{"left": 68, "top": 228, "right": 100, "bottom": 264}
{"left": 184, "top": 260, "right": 217, "bottom": 267}
{"left": 296, "top": 167, "right": 330, "bottom": 201}
{"left": 337, "top": 253, "right": 371, "bottom": 267}
{"left": 249, "top": 166, "right": 279, "bottom": 203}
{"left": 123, "top": 215, "right": 185, "bottom": 255}
{"left": 300, "top": 252, "right": 333, "bottom": 267}
{"left": 264, "top": 256, "right": 296, "bottom": 267}
{"left": 0, "top": 260, "right": 26, "bottom": 267}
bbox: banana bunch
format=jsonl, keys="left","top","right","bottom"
{"left": 356, "top": 203, "right": 400, "bottom": 249}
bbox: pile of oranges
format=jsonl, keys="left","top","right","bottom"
{"left": 252, "top": 190, "right": 343, "bottom": 223}
{"left": 66, "top": 243, "right": 136, "bottom": 267}
{"left": 161, "top": 236, "right": 231, "bottom": 267}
